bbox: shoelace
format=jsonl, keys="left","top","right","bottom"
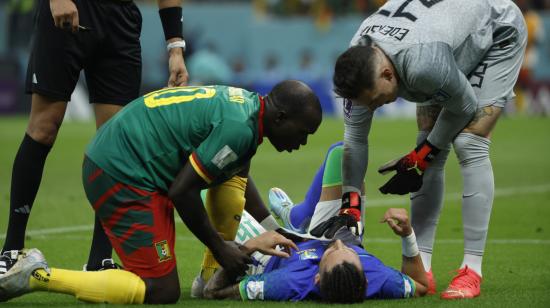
{"left": 449, "top": 267, "right": 479, "bottom": 289}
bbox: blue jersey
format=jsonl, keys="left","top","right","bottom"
{"left": 239, "top": 240, "right": 415, "bottom": 301}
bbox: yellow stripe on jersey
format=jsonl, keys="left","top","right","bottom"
{"left": 189, "top": 153, "right": 214, "bottom": 184}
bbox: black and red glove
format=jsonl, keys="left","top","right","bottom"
{"left": 378, "top": 140, "right": 440, "bottom": 195}
{"left": 310, "top": 191, "right": 363, "bottom": 238}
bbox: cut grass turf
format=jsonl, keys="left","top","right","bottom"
{"left": 1, "top": 116, "right": 549, "bottom": 307}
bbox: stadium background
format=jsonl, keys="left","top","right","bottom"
{"left": 0, "top": 0, "right": 549, "bottom": 307}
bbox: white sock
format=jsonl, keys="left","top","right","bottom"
{"left": 420, "top": 251, "right": 432, "bottom": 272}
{"left": 460, "top": 254, "right": 482, "bottom": 277}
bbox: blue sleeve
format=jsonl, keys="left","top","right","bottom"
{"left": 378, "top": 268, "right": 416, "bottom": 299}
{"left": 239, "top": 267, "right": 315, "bottom": 301}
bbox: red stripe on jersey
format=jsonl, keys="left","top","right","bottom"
{"left": 190, "top": 152, "right": 214, "bottom": 183}
{"left": 258, "top": 96, "right": 265, "bottom": 144}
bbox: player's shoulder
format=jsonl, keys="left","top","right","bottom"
{"left": 393, "top": 42, "right": 454, "bottom": 89}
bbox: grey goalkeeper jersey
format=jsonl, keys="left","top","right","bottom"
{"left": 343, "top": 0, "right": 525, "bottom": 193}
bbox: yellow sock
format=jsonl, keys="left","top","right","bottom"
{"left": 201, "top": 176, "right": 247, "bottom": 281}
{"left": 29, "top": 268, "right": 145, "bottom": 304}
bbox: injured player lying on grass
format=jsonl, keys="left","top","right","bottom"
{"left": 200, "top": 142, "right": 428, "bottom": 303}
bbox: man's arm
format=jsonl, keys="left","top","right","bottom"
{"left": 411, "top": 42, "right": 477, "bottom": 149}
{"left": 157, "top": 0, "right": 188, "bottom": 86}
{"left": 342, "top": 103, "right": 372, "bottom": 194}
{"left": 203, "top": 231, "right": 298, "bottom": 300}
{"left": 380, "top": 208, "right": 428, "bottom": 297}
{"left": 310, "top": 104, "right": 372, "bottom": 238}
{"left": 168, "top": 162, "right": 251, "bottom": 276}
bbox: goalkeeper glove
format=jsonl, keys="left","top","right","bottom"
{"left": 310, "top": 191, "right": 362, "bottom": 238}
{"left": 378, "top": 140, "right": 440, "bottom": 195}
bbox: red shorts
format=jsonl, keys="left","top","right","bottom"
{"left": 82, "top": 156, "right": 176, "bottom": 278}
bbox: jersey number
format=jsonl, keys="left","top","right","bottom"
{"left": 378, "top": 0, "right": 445, "bottom": 22}
{"left": 144, "top": 87, "right": 217, "bottom": 108}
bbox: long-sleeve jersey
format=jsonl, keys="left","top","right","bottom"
{"left": 343, "top": 0, "right": 525, "bottom": 192}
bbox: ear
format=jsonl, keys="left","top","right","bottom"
{"left": 381, "top": 67, "right": 393, "bottom": 81}
{"left": 314, "top": 273, "right": 320, "bottom": 285}
{"left": 275, "top": 110, "right": 287, "bottom": 123}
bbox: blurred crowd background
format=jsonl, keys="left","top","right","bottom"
{"left": 0, "top": 0, "right": 549, "bottom": 118}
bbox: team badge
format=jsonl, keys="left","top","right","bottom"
{"left": 431, "top": 89, "right": 451, "bottom": 103}
{"left": 298, "top": 249, "right": 319, "bottom": 260}
{"left": 154, "top": 240, "right": 172, "bottom": 262}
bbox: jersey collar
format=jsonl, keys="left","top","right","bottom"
{"left": 258, "top": 96, "right": 265, "bottom": 144}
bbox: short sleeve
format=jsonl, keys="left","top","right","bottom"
{"left": 189, "top": 121, "right": 254, "bottom": 184}
{"left": 239, "top": 267, "right": 315, "bottom": 301}
{"left": 377, "top": 268, "right": 416, "bottom": 299}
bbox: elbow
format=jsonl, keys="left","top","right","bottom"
{"left": 167, "top": 188, "right": 181, "bottom": 203}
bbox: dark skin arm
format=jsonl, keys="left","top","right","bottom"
{"left": 204, "top": 231, "right": 298, "bottom": 300}
{"left": 168, "top": 162, "right": 251, "bottom": 277}
{"left": 244, "top": 176, "right": 306, "bottom": 242}
{"left": 243, "top": 176, "right": 270, "bottom": 221}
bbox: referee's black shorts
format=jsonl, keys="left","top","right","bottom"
{"left": 25, "top": 0, "right": 142, "bottom": 105}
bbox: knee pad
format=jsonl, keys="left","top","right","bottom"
{"left": 453, "top": 133, "right": 491, "bottom": 167}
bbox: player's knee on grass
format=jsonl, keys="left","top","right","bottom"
{"left": 143, "top": 269, "right": 181, "bottom": 304}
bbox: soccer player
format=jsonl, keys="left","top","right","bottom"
{"left": 0, "top": 81, "right": 322, "bottom": 304}
{"left": 203, "top": 208, "right": 428, "bottom": 302}
{"left": 200, "top": 141, "right": 427, "bottom": 302}
{"left": 312, "top": 0, "right": 527, "bottom": 299}
{"left": 1, "top": 0, "right": 188, "bottom": 275}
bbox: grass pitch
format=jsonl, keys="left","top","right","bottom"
{"left": 0, "top": 116, "right": 549, "bottom": 307}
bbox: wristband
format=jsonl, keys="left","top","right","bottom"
{"left": 260, "top": 215, "right": 280, "bottom": 231}
{"left": 339, "top": 191, "right": 361, "bottom": 222}
{"left": 415, "top": 140, "right": 440, "bottom": 162}
{"left": 401, "top": 231, "right": 419, "bottom": 258}
{"left": 159, "top": 7, "right": 183, "bottom": 41}
{"left": 167, "top": 40, "right": 186, "bottom": 52}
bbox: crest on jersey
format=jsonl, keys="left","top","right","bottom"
{"left": 154, "top": 240, "right": 172, "bottom": 262}
{"left": 431, "top": 89, "right": 451, "bottom": 103}
{"left": 298, "top": 249, "right": 319, "bottom": 260}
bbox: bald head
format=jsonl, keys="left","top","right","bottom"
{"left": 268, "top": 80, "right": 322, "bottom": 118}
{"left": 263, "top": 80, "right": 322, "bottom": 153}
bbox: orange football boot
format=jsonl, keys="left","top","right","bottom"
{"left": 440, "top": 266, "right": 482, "bottom": 299}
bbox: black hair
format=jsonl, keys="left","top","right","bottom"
{"left": 319, "top": 261, "right": 367, "bottom": 304}
{"left": 333, "top": 36, "right": 378, "bottom": 99}
{"left": 268, "top": 79, "right": 321, "bottom": 117}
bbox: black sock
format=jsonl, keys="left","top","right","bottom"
{"left": 3, "top": 134, "right": 52, "bottom": 252}
{"left": 85, "top": 215, "right": 113, "bottom": 270}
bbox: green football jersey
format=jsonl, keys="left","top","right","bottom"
{"left": 86, "top": 85, "right": 264, "bottom": 192}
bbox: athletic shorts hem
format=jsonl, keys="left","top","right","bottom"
{"left": 25, "top": 85, "right": 71, "bottom": 102}
{"left": 130, "top": 261, "right": 177, "bottom": 279}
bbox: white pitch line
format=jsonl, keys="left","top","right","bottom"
{"left": 366, "top": 183, "right": 550, "bottom": 207}
{"left": 1, "top": 183, "right": 549, "bottom": 240}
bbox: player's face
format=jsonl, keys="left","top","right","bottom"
{"left": 268, "top": 114, "right": 321, "bottom": 153}
{"left": 355, "top": 67, "right": 398, "bottom": 112}
{"left": 319, "top": 239, "right": 362, "bottom": 273}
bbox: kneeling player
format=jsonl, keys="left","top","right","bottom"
{"left": 202, "top": 142, "right": 428, "bottom": 302}
{"left": 0, "top": 82, "right": 322, "bottom": 304}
